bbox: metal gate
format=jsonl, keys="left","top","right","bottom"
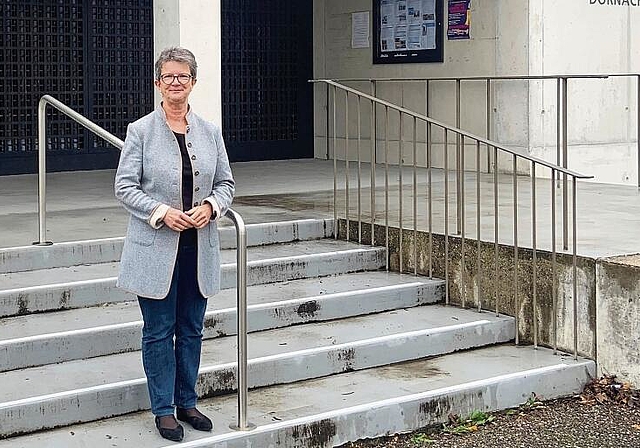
{"left": 221, "top": 0, "right": 313, "bottom": 162}
{"left": 0, "top": 0, "right": 154, "bottom": 175}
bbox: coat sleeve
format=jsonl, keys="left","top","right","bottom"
{"left": 114, "top": 123, "right": 165, "bottom": 225}
{"left": 204, "top": 126, "right": 235, "bottom": 219}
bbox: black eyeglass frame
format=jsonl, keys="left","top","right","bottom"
{"left": 158, "top": 73, "right": 194, "bottom": 85}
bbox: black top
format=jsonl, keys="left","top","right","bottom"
{"left": 174, "top": 132, "right": 197, "bottom": 247}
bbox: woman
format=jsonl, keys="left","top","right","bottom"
{"left": 115, "top": 47, "right": 235, "bottom": 442}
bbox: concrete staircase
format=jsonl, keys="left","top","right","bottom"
{"left": 0, "top": 218, "right": 595, "bottom": 447}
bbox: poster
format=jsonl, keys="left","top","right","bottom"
{"left": 447, "top": 0, "right": 470, "bottom": 40}
{"left": 374, "top": 0, "right": 443, "bottom": 64}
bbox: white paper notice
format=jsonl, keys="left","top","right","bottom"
{"left": 352, "top": 11, "right": 370, "bottom": 48}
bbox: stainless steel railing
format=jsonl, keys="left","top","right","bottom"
{"left": 36, "top": 95, "right": 125, "bottom": 245}
{"left": 35, "top": 95, "right": 254, "bottom": 431}
{"left": 331, "top": 73, "right": 640, "bottom": 251}
{"left": 313, "top": 79, "right": 593, "bottom": 359}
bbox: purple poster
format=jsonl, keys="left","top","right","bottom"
{"left": 447, "top": 0, "right": 470, "bottom": 40}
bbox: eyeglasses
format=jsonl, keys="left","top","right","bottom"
{"left": 159, "top": 73, "right": 193, "bottom": 85}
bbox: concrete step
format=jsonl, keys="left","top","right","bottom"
{"left": 0, "top": 344, "right": 595, "bottom": 447}
{"left": 0, "top": 305, "right": 513, "bottom": 437}
{"left": 0, "top": 218, "right": 334, "bottom": 274}
{"left": 0, "top": 272, "right": 444, "bottom": 371}
{"left": 0, "top": 238, "right": 384, "bottom": 317}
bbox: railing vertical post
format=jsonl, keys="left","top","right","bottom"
{"left": 372, "top": 80, "right": 377, "bottom": 165}
{"left": 426, "top": 81, "right": 433, "bottom": 278}
{"left": 513, "top": 155, "right": 519, "bottom": 346}
{"left": 36, "top": 99, "right": 50, "bottom": 246}
{"left": 637, "top": 74, "right": 640, "bottom": 189}
{"left": 562, "top": 77, "right": 569, "bottom": 250}
{"left": 461, "top": 134, "right": 466, "bottom": 308}
{"left": 456, "top": 79, "right": 462, "bottom": 235}
{"left": 385, "top": 106, "right": 390, "bottom": 271}
{"left": 357, "top": 96, "right": 362, "bottom": 244}
{"left": 333, "top": 85, "right": 338, "bottom": 240}
{"left": 345, "top": 92, "right": 350, "bottom": 242}
{"left": 556, "top": 78, "right": 562, "bottom": 177}
{"left": 413, "top": 116, "right": 417, "bottom": 276}
{"left": 494, "top": 146, "right": 499, "bottom": 317}
{"left": 399, "top": 112, "right": 404, "bottom": 273}
{"left": 227, "top": 210, "right": 256, "bottom": 432}
{"left": 444, "top": 128, "right": 450, "bottom": 305}
{"left": 532, "top": 163, "right": 538, "bottom": 349}
{"left": 427, "top": 122, "right": 433, "bottom": 279}
{"left": 370, "top": 98, "right": 376, "bottom": 246}
{"left": 572, "top": 177, "right": 578, "bottom": 360}
{"left": 476, "top": 140, "right": 482, "bottom": 312}
{"left": 551, "top": 169, "right": 558, "bottom": 354}
{"left": 371, "top": 81, "right": 377, "bottom": 246}
{"left": 326, "top": 83, "right": 330, "bottom": 160}
{"left": 486, "top": 79, "right": 492, "bottom": 174}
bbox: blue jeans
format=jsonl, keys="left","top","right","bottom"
{"left": 138, "top": 241, "right": 208, "bottom": 417}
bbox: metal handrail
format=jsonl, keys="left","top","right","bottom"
{"left": 36, "top": 95, "right": 253, "bottom": 431}
{"left": 224, "top": 209, "right": 256, "bottom": 432}
{"left": 313, "top": 79, "right": 592, "bottom": 360}
{"left": 330, "top": 74, "right": 610, "bottom": 82}
{"left": 326, "top": 74, "right": 632, "bottom": 181}
{"left": 311, "top": 80, "right": 591, "bottom": 179}
{"left": 37, "top": 95, "right": 124, "bottom": 245}
{"left": 324, "top": 73, "right": 640, "bottom": 249}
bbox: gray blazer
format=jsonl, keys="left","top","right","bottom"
{"left": 115, "top": 105, "right": 235, "bottom": 299}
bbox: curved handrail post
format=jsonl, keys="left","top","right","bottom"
{"left": 225, "top": 208, "right": 256, "bottom": 432}
{"left": 36, "top": 97, "right": 52, "bottom": 246}
{"left": 35, "top": 95, "right": 124, "bottom": 245}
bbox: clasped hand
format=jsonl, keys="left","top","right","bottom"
{"left": 163, "top": 203, "right": 213, "bottom": 231}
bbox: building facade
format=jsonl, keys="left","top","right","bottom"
{"left": 313, "top": 0, "right": 640, "bottom": 184}
{"left": 0, "top": 0, "right": 313, "bottom": 175}
{"left": 1, "top": 0, "right": 638, "bottom": 184}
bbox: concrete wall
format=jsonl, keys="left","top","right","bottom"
{"left": 596, "top": 256, "right": 640, "bottom": 386}
{"left": 154, "top": 0, "right": 222, "bottom": 126}
{"left": 313, "top": 0, "right": 522, "bottom": 172}
{"left": 314, "top": 0, "right": 640, "bottom": 184}
{"left": 529, "top": 0, "right": 640, "bottom": 185}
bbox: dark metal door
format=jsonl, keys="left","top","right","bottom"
{"left": 0, "top": 0, "right": 154, "bottom": 175}
{"left": 221, "top": 0, "right": 313, "bottom": 162}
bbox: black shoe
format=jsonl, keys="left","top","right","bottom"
{"left": 176, "top": 407, "right": 213, "bottom": 432}
{"left": 155, "top": 415, "right": 184, "bottom": 442}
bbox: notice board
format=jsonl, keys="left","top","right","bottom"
{"left": 373, "top": 0, "right": 444, "bottom": 64}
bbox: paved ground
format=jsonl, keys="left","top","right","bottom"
{"left": 340, "top": 398, "right": 640, "bottom": 448}
{"left": 3, "top": 159, "right": 640, "bottom": 257}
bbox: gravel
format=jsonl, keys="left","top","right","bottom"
{"left": 338, "top": 383, "right": 640, "bottom": 448}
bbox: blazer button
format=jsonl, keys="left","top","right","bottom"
{"left": 194, "top": 186, "right": 200, "bottom": 192}
{"left": 187, "top": 142, "right": 192, "bottom": 148}
{"left": 191, "top": 154, "right": 196, "bottom": 160}
{"left": 193, "top": 201, "right": 199, "bottom": 207}
{"left": 194, "top": 170, "right": 200, "bottom": 176}
{"left": 186, "top": 126, "right": 190, "bottom": 133}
